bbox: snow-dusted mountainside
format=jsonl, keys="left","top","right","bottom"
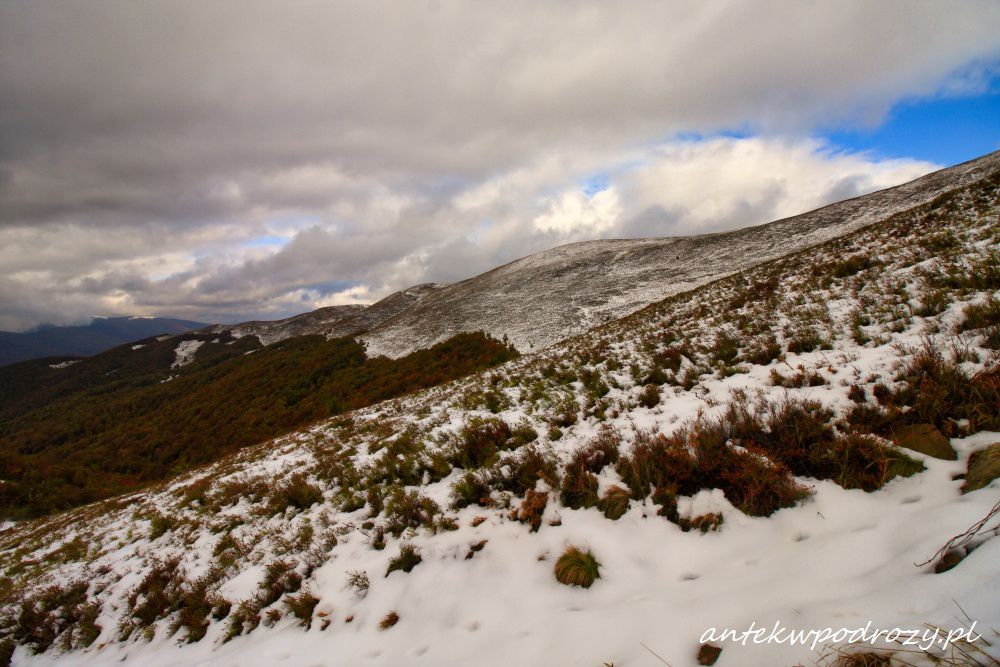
{"left": 1, "top": 161, "right": 998, "bottom": 667}
{"left": 193, "top": 153, "right": 1000, "bottom": 359}
{"left": 203, "top": 284, "right": 443, "bottom": 346}
{"left": 361, "top": 151, "right": 1000, "bottom": 357}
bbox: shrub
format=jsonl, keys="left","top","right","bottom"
{"left": 258, "top": 560, "right": 303, "bottom": 608}
{"left": 549, "top": 396, "right": 579, "bottom": 428}
{"left": 743, "top": 336, "right": 782, "bottom": 366}
{"left": 284, "top": 590, "right": 320, "bottom": 628}
{"left": 707, "top": 446, "right": 811, "bottom": 517}
{"left": 638, "top": 384, "right": 660, "bottom": 409}
{"left": 508, "top": 420, "right": 539, "bottom": 448}
{"left": 678, "top": 513, "right": 724, "bottom": 533}
{"left": 616, "top": 431, "right": 699, "bottom": 501}
{"left": 123, "top": 557, "right": 184, "bottom": 632}
{"left": 960, "top": 297, "right": 1000, "bottom": 336}
{"left": 450, "top": 471, "right": 493, "bottom": 509}
{"left": 268, "top": 473, "right": 324, "bottom": 515}
{"left": 891, "top": 346, "right": 1000, "bottom": 435}
{"left": 786, "top": 328, "right": 828, "bottom": 354}
{"left": 497, "top": 447, "right": 559, "bottom": 496}
{"left": 829, "top": 255, "right": 875, "bottom": 278}
{"left": 148, "top": 512, "right": 177, "bottom": 540}
{"left": 172, "top": 583, "right": 216, "bottom": 643}
{"left": 450, "top": 417, "right": 511, "bottom": 469}
{"left": 383, "top": 489, "right": 439, "bottom": 537}
{"left": 581, "top": 428, "right": 621, "bottom": 471}
{"left": 515, "top": 490, "right": 549, "bottom": 532}
{"left": 710, "top": 332, "right": 740, "bottom": 365}
{"left": 702, "top": 396, "right": 836, "bottom": 479}
{"left": 812, "top": 434, "right": 923, "bottom": 492}
{"left": 345, "top": 570, "right": 369, "bottom": 598}
{"left": 385, "top": 544, "right": 422, "bottom": 577}
{"left": 10, "top": 581, "right": 94, "bottom": 653}
{"left": 651, "top": 347, "right": 685, "bottom": 374}
{"left": 560, "top": 457, "right": 599, "bottom": 510}
{"left": 596, "top": 485, "right": 631, "bottom": 520}
{"left": 554, "top": 546, "right": 601, "bottom": 588}
{"left": 651, "top": 485, "right": 680, "bottom": 522}
{"left": 769, "top": 367, "right": 826, "bottom": 388}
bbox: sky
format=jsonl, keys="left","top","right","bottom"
{"left": 1, "top": 1, "right": 999, "bottom": 331}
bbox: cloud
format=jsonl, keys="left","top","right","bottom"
{"left": 0, "top": 1, "right": 997, "bottom": 329}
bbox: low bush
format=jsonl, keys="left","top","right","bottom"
{"left": 814, "top": 434, "right": 923, "bottom": 492}
{"left": 345, "top": 570, "right": 370, "bottom": 598}
{"left": 678, "top": 513, "right": 724, "bottom": 533}
{"left": 638, "top": 384, "right": 661, "bottom": 409}
{"left": 559, "top": 457, "right": 599, "bottom": 510}
{"left": 148, "top": 512, "right": 178, "bottom": 540}
{"left": 450, "top": 471, "right": 493, "bottom": 509}
{"left": 8, "top": 581, "right": 96, "bottom": 653}
{"left": 383, "top": 489, "right": 439, "bottom": 537}
{"left": 284, "top": 590, "right": 320, "bottom": 628}
{"left": 267, "top": 473, "right": 324, "bottom": 515}
{"left": 258, "top": 560, "right": 303, "bottom": 608}
{"left": 385, "top": 544, "right": 422, "bottom": 577}
{"left": 596, "top": 485, "right": 631, "bottom": 520}
{"left": 496, "top": 447, "right": 559, "bottom": 496}
{"left": 891, "top": 346, "right": 999, "bottom": 435}
{"left": 450, "top": 417, "right": 512, "bottom": 469}
{"left": 515, "top": 489, "right": 549, "bottom": 532}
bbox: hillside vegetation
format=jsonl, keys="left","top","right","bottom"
{"left": 0, "top": 169, "right": 997, "bottom": 666}
{"left": 0, "top": 332, "right": 517, "bottom": 518}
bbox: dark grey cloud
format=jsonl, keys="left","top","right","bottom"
{"left": 1, "top": 1, "right": 998, "bottom": 330}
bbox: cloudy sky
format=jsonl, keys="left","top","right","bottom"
{"left": 1, "top": 1, "right": 999, "bottom": 331}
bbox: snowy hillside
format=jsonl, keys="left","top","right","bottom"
{"left": 1, "top": 168, "right": 999, "bottom": 667}
{"left": 360, "top": 150, "right": 1000, "bottom": 357}
{"left": 203, "top": 284, "right": 443, "bottom": 346}
{"left": 191, "top": 152, "right": 1000, "bottom": 358}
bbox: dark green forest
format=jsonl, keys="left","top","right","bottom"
{"left": 0, "top": 332, "right": 517, "bottom": 518}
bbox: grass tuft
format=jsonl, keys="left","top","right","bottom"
{"left": 554, "top": 545, "right": 601, "bottom": 588}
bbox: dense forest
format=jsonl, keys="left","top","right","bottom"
{"left": 0, "top": 331, "right": 518, "bottom": 518}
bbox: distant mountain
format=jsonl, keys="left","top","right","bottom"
{"left": 0, "top": 316, "right": 207, "bottom": 366}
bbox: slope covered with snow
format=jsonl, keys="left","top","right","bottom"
{"left": 203, "top": 284, "right": 443, "bottom": 346}
{"left": 361, "top": 150, "right": 1000, "bottom": 357}
{"left": 1, "top": 161, "right": 998, "bottom": 666}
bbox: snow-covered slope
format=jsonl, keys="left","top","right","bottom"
{"left": 2, "top": 161, "right": 998, "bottom": 667}
{"left": 203, "top": 284, "right": 443, "bottom": 346}
{"left": 361, "top": 150, "right": 1000, "bottom": 357}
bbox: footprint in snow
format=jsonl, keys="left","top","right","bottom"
{"left": 467, "top": 621, "right": 481, "bottom": 632}
{"left": 793, "top": 533, "right": 809, "bottom": 542}
{"left": 413, "top": 646, "right": 429, "bottom": 656}
{"left": 900, "top": 495, "right": 921, "bottom": 504}
{"left": 681, "top": 572, "right": 700, "bottom": 581}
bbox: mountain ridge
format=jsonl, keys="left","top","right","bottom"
{"left": 0, "top": 317, "right": 207, "bottom": 367}
{"left": 192, "top": 151, "right": 1000, "bottom": 358}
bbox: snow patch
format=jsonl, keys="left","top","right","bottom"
{"left": 171, "top": 340, "right": 205, "bottom": 368}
